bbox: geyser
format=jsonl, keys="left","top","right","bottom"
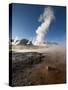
{"left": 33, "top": 7, "right": 55, "bottom": 46}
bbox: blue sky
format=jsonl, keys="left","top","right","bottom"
{"left": 10, "top": 3, "right": 66, "bottom": 43}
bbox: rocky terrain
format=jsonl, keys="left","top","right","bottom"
{"left": 9, "top": 45, "right": 66, "bottom": 86}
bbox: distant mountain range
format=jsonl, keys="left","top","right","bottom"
{"left": 9, "top": 39, "right": 33, "bottom": 45}
{"left": 9, "top": 38, "right": 58, "bottom": 46}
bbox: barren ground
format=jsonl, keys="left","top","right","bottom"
{"left": 10, "top": 45, "right": 66, "bottom": 86}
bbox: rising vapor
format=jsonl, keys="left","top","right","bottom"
{"left": 33, "top": 7, "right": 55, "bottom": 45}
{"left": 12, "top": 36, "right": 20, "bottom": 45}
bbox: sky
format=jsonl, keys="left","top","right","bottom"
{"left": 9, "top": 3, "right": 66, "bottom": 43}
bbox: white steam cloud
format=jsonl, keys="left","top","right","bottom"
{"left": 12, "top": 36, "right": 20, "bottom": 45}
{"left": 33, "top": 7, "right": 55, "bottom": 45}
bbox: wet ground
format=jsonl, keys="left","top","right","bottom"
{"left": 9, "top": 47, "right": 66, "bottom": 86}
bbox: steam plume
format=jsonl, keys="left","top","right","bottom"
{"left": 12, "top": 36, "right": 20, "bottom": 45}
{"left": 33, "top": 7, "right": 55, "bottom": 45}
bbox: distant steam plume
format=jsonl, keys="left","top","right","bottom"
{"left": 33, "top": 7, "right": 55, "bottom": 45}
{"left": 12, "top": 36, "right": 20, "bottom": 45}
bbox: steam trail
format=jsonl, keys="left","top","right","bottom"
{"left": 33, "top": 7, "right": 55, "bottom": 45}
